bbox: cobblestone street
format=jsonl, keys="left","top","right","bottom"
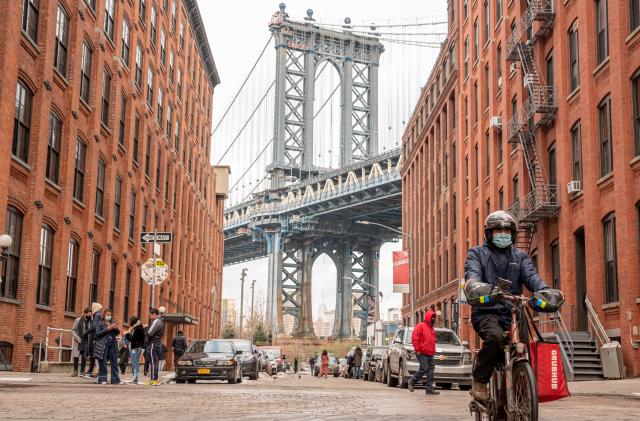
{"left": 1, "top": 373, "right": 639, "bottom": 420}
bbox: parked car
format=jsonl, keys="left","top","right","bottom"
{"left": 175, "top": 339, "right": 243, "bottom": 384}
{"left": 313, "top": 353, "right": 340, "bottom": 377}
{"left": 257, "top": 346, "right": 284, "bottom": 372}
{"left": 362, "top": 346, "right": 388, "bottom": 381}
{"left": 229, "top": 339, "right": 261, "bottom": 380}
{"left": 386, "top": 326, "right": 472, "bottom": 390}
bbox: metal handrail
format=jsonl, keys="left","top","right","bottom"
{"left": 38, "top": 327, "right": 74, "bottom": 373}
{"left": 585, "top": 295, "right": 610, "bottom": 349}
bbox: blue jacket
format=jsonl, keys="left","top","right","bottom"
{"left": 93, "top": 313, "right": 119, "bottom": 360}
{"left": 464, "top": 242, "right": 548, "bottom": 326}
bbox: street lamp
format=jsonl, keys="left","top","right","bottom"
{"left": 0, "top": 234, "right": 12, "bottom": 288}
{"left": 355, "top": 220, "right": 415, "bottom": 327}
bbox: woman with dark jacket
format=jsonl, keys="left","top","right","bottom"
{"left": 125, "top": 316, "right": 145, "bottom": 384}
{"left": 93, "top": 309, "right": 121, "bottom": 384}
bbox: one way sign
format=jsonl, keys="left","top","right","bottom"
{"left": 140, "top": 232, "right": 173, "bottom": 243}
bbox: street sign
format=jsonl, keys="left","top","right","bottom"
{"left": 140, "top": 232, "right": 173, "bottom": 243}
{"left": 141, "top": 258, "right": 169, "bottom": 285}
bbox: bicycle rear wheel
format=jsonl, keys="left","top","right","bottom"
{"left": 510, "top": 361, "right": 538, "bottom": 421}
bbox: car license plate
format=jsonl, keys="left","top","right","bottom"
{"left": 197, "top": 368, "right": 210, "bottom": 374}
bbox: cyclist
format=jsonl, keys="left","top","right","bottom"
{"left": 464, "top": 211, "right": 548, "bottom": 401}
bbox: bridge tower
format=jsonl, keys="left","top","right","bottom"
{"left": 263, "top": 5, "right": 385, "bottom": 338}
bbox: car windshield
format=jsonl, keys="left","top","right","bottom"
{"left": 231, "top": 341, "right": 252, "bottom": 352}
{"left": 202, "top": 340, "right": 234, "bottom": 354}
{"left": 262, "top": 348, "right": 281, "bottom": 359}
{"left": 437, "top": 331, "right": 461, "bottom": 346}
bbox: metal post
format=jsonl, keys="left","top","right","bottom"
{"left": 409, "top": 229, "right": 414, "bottom": 327}
{"left": 151, "top": 228, "right": 157, "bottom": 309}
{"left": 250, "top": 280, "right": 256, "bottom": 342}
{"left": 240, "top": 275, "right": 245, "bottom": 336}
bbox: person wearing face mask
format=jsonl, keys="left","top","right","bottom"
{"left": 93, "top": 309, "right": 122, "bottom": 384}
{"left": 70, "top": 308, "right": 92, "bottom": 377}
{"left": 463, "top": 210, "right": 548, "bottom": 401}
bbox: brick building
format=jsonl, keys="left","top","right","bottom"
{"left": 402, "top": 0, "right": 640, "bottom": 377}
{"left": 0, "top": 0, "right": 228, "bottom": 372}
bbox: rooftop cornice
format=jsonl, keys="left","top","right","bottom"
{"left": 182, "top": 0, "right": 221, "bottom": 90}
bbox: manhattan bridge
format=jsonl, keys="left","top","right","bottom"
{"left": 217, "top": 5, "right": 447, "bottom": 338}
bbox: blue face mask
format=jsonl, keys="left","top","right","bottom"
{"left": 492, "top": 233, "right": 512, "bottom": 248}
{"left": 105, "top": 316, "right": 112, "bottom": 322}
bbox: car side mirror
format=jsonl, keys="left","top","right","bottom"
{"left": 462, "top": 341, "right": 470, "bottom": 348}
{"left": 236, "top": 350, "right": 243, "bottom": 355}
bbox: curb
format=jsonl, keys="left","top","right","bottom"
{"left": 571, "top": 392, "right": 640, "bottom": 401}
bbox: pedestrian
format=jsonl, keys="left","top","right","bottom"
{"left": 83, "top": 302, "right": 102, "bottom": 378}
{"left": 158, "top": 343, "right": 168, "bottom": 372}
{"left": 408, "top": 309, "right": 439, "bottom": 395}
{"left": 70, "top": 307, "right": 91, "bottom": 377}
{"left": 319, "top": 350, "right": 329, "bottom": 379}
{"left": 93, "top": 308, "right": 121, "bottom": 385}
{"left": 309, "top": 355, "right": 316, "bottom": 376}
{"left": 171, "top": 330, "right": 188, "bottom": 369}
{"left": 353, "top": 346, "right": 363, "bottom": 380}
{"left": 293, "top": 356, "right": 299, "bottom": 374}
{"left": 118, "top": 334, "right": 130, "bottom": 375}
{"left": 125, "top": 315, "right": 145, "bottom": 384}
{"left": 145, "top": 308, "right": 164, "bottom": 386}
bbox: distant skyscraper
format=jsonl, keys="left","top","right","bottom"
{"left": 222, "top": 298, "right": 237, "bottom": 326}
{"left": 283, "top": 314, "right": 295, "bottom": 335}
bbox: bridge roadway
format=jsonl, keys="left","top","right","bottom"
{"left": 223, "top": 148, "right": 403, "bottom": 338}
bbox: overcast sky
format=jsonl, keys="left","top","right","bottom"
{"left": 198, "top": 0, "right": 448, "bottom": 321}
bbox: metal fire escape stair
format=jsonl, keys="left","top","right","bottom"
{"left": 505, "top": 0, "right": 559, "bottom": 253}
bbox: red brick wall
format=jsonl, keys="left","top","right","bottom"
{"left": 402, "top": 0, "right": 640, "bottom": 376}
{"left": 0, "top": 0, "right": 224, "bottom": 371}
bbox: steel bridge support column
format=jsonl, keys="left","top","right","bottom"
{"left": 266, "top": 231, "right": 283, "bottom": 333}
{"left": 369, "top": 244, "right": 381, "bottom": 324}
{"left": 368, "top": 62, "right": 379, "bottom": 156}
{"left": 340, "top": 56, "right": 354, "bottom": 166}
{"left": 303, "top": 39, "right": 315, "bottom": 170}
{"left": 333, "top": 241, "right": 353, "bottom": 338}
{"left": 294, "top": 241, "right": 315, "bottom": 337}
{"left": 271, "top": 39, "right": 288, "bottom": 189}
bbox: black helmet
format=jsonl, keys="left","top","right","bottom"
{"left": 484, "top": 210, "right": 518, "bottom": 243}
{"left": 529, "top": 289, "right": 565, "bottom": 313}
{"left": 464, "top": 279, "right": 497, "bottom": 306}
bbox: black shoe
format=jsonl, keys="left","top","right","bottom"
{"left": 425, "top": 390, "right": 440, "bottom": 395}
{"left": 408, "top": 378, "right": 414, "bottom": 392}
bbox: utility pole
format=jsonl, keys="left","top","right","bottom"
{"left": 250, "top": 280, "right": 256, "bottom": 342}
{"left": 239, "top": 268, "right": 247, "bottom": 336}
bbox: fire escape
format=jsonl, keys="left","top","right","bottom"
{"left": 505, "top": 0, "right": 559, "bottom": 252}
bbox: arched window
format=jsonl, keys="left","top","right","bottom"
{"left": 0, "top": 341, "right": 13, "bottom": 370}
{"left": 37, "top": 224, "right": 55, "bottom": 306}
{"left": 65, "top": 238, "right": 79, "bottom": 312}
{"left": 1, "top": 206, "right": 23, "bottom": 299}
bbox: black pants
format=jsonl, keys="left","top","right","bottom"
{"left": 472, "top": 314, "right": 509, "bottom": 384}
{"left": 412, "top": 354, "right": 435, "bottom": 392}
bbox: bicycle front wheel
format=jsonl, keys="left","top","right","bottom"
{"left": 510, "top": 361, "right": 538, "bottom": 421}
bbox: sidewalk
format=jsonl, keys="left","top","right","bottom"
{"left": 0, "top": 370, "right": 175, "bottom": 385}
{"left": 568, "top": 378, "right": 640, "bottom": 401}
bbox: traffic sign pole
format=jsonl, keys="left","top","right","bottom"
{"left": 152, "top": 228, "right": 157, "bottom": 309}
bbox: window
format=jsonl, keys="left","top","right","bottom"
{"left": 632, "top": 0, "right": 640, "bottom": 32}
{"left": 551, "top": 239, "right": 560, "bottom": 289}
{"left": 473, "top": 82, "right": 478, "bottom": 122}
{"left": 37, "top": 224, "right": 54, "bottom": 306}
{"left": 484, "top": 64, "right": 490, "bottom": 108}
{"left": 174, "top": 120, "right": 180, "bottom": 152}
{"left": 546, "top": 51, "right": 554, "bottom": 88}
{"left": 603, "top": 213, "right": 618, "bottom": 303}
{"left": 464, "top": 96, "right": 469, "bottom": 135}
{"left": 1, "top": 207, "right": 23, "bottom": 299}
{"left": 54, "top": 6, "right": 69, "bottom": 76}
{"left": 484, "top": 0, "right": 490, "bottom": 43}
{"left": 571, "top": 122, "right": 583, "bottom": 183}
{"left": 452, "top": 194, "right": 457, "bottom": 231}
{"left": 114, "top": 176, "right": 122, "bottom": 230}
{"left": 104, "top": 0, "right": 115, "bottom": 41}
{"left": 150, "top": 6, "right": 157, "bottom": 45}
{"left": 137, "top": 277, "right": 143, "bottom": 319}
{"left": 165, "top": 162, "right": 170, "bottom": 202}
{"left": 65, "top": 239, "right": 79, "bottom": 312}
{"left": 463, "top": 0, "right": 468, "bottom": 19}
{"left": 497, "top": 123, "right": 503, "bottom": 164}
{"left": 80, "top": 42, "right": 92, "bottom": 103}
{"left": 123, "top": 266, "right": 131, "bottom": 325}
{"left": 598, "top": 96, "right": 613, "bottom": 176}
{"left": 89, "top": 250, "right": 100, "bottom": 304}
{"left": 22, "top": 0, "right": 39, "bottom": 42}
{"left": 475, "top": 209, "right": 480, "bottom": 245}
{"left": 497, "top": 45, "right": 502, "bottom": 90}
{"left": 73, "top": 139, "right": 87, "bottom": 202}
{"left": 135, "top": 44, "right": 143, "bottom": 87}
{"left": 0, "top": 342, "right": 13, "bottom": 370}
{"left": 177, "top": 68, "right": 182, "bottom": 97}
{"left": 121, "top": 18, "right": 130, "bottom": 65}
{"left": 473, "top": 18, "right": 479, "bottom": 62}
{"left": 157, "top": 87, "right": 163, "bottom": 124}
{"left": 173, "top": 174, "right": 178, "bottom": 209}
{"left": 452, "top": 141, "right": 457, "bottom": 178}
{"left": 179, "top": 23, "right": 184, "bottom": 49}
{"left": 46, "top": 113, "right": 62, "bottom": 184}
{"left": 139, "top": 0, "right": 146, "bottom": 25}
{"left": 118, "top": 96, "right": 127, "bottom": 146}
{"left": 133, "top": 116, "right": 140, "bottom": 162}
{"left": 101, "top": 70, "right": 111, "bottom": 126}
{"left": 171, "top": 1, "right": 177, "bottom": 31}
{"left": 511, "top": 96, "right": 517, "bottom": 151}
{"left": 499, "top": 188, "right": 504, "bottom": 209}
{"left": 166, "top": 105, "right": 172, "bottom": 139}
{"left": 496, "top": 0, "right": 502, "bottom": 24}
{"left": 129, "top": 190, "right": 136, "bottom": 240}
{"left": 549, "top": 145, "right": 557, "bottom": 186}
{"left": 95, "top": 159, "right": 106, "bottom": 217}
{"left": 145, "top": 133, "right": 151, "bottom": 176}
{"left": 633, "top": 71, "right": 640, "bottom": 156}
{"left": 465, "top": 155, "right": 469, "bottom": 195}
{"left": 109, "top": 260, "right": 117, "bottom": 311}
{"left": 569, "top": 21, "right": 580, "bottom": 91}
{"left": 474, "top": 143, "right": 479, "bottom": 187}
{"left": 596, "top": 0, "right": 608, "bottom": 64}
{"left": 142, "top": 202, "right": 148, "bottom": 234}
{"left": 513, "top": 175, "right": 519, "bottom": 206}
{"left": 485, "top": 132, "right": 490, "bottom": 177}
{"left": 147, "top": 66, "right": 154, "bottom": 105}
{"left": 464, "top": 36, "right": 469, "bottom": 78}
{"left": 160, "top": 30, "right": 166, "bottom": 64}
{"left": 156, "top": 148, "right": 162, "bottom": 190}
{"left": 13, "top": 81, "right": 33, "bottom": 162}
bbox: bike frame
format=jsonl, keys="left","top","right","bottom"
{"left": 503, "top": 296, "right": 531, "bottom": 416}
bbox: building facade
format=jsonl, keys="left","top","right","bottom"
{"left": 0, "top": 0, "right": 226, "bottom": 372}
{"left": 402, "top": 0, "right": 640, "bottom": 377}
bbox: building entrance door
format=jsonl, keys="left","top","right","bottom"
{"left": 574, "top": 227, "right": 588, "bottom": 331}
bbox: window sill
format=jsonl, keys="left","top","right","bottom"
{"left": 20, "top": 31, "right": 40, "bottom": 59}
{"left": 72, "top": 198, "right": 85, "bottom": 210}
{"left": 79, "top": 98, "right": 92, "bottom": 116}
{"left": 113, "top": 228, "right": 121, "bottom": 237}
{"left": 601, "top": 302, "right": 619, "bottom": 310}
{"left": 95, "top": 214, "right": 105, "bottom": 225}
{"left": 567, "top": 87, "right": 580, "bottom": 104}
{"left": 45, "top": 179, "right": 62, "bottom": 195}
{"left": 568, "top": 190, "right": 584, "bottom": 204}
{"left": 52, "top": 68, "right": 70, "bottom": 90}
{"left": 510, "top": 147, "right": 519, "bottom": 159}
{"left": 597, "top": 172, "right": 614, "bottom": 188}
{"left": 11, "top": 155, "right": 32, "bottom": 173}
{"left": 100, "top": 122, "right": 112, "bottom": 136}
{"left": 0, "top": 297, "right": 20, "bottom": 306}
{"left": 625, "top": 26, "right": 640, "bottom": 49}
{"left": 65, "top": 311, "right": 80, "bottom": 318}
{"left": 592, "top": 57, "right": 610, "bottom": 79}
{"left": 494, "top": 17, "right": 504, "bottom": 32}
{"left": 36, "top": 304, "right": 52, "bottom": 312}
{"left": 629, "top": 154, "right": 640, "bottom": 170}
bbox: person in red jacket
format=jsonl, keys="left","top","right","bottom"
{"left": 408, "top": 309, "right": 439, "bottom": 395}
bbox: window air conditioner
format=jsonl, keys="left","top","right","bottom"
{"left": 567, "top": 180, "right": 582, "bottom": 194}
{"left": 490, "top": 116, "right": 502, "bottom": 130}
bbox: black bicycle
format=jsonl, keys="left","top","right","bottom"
{"left": 469, "top": 279, "right": 543, "bottom": 421}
